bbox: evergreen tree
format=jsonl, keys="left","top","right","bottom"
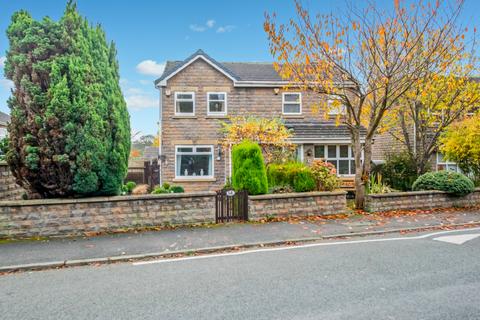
{"left": 4, "top": 2, "right": 130, "bottom": 197}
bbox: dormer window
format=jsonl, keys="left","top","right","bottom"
{"left": 175, "top": 92, "right": 195, "bottom": 116}
{"left": 207, "top": 92, "right": 227, "bottom": 115}
{"left": 282, "top": 93, "right": 302, "bottom": 115}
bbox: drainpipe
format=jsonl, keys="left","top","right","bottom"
{"left": 158, "top": 86, "right": 163, "bottom": 186}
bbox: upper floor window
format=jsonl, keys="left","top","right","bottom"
{"left": 207, "top": 92, "right": 227, "bottom": 115}
{"left": 328, "top": 97, "right": 346, "bottom": 115}
{"left": 175, "top": 92, "right": 195, "bottom": 116}
{"left": 282, "top": 93, "right": 302, "bottom": 115}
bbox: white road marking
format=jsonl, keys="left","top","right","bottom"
{"left": 133, "top": 227, "right": 480, "bottom": 266}
{"left": 433, "top": 233, "right": 480, "bottom": 245}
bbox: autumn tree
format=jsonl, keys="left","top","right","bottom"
{"left": 265, "top": 0, "right": 470, "bottom": 208}
{"left": 383, "top": 70, "right": 479, "bottom": 175}
{"left": 220, "top": 116, "right": 294, "bottom": 164}
{"left": 439, "top": 115, "right": 480, "bottom": 183}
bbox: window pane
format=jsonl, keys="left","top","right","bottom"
{"left": 327, "top": 145, "right": 337, "bottom": 158}
{"left": 177, "top": 154, "right": 212, "bottom": 177}
{"left": 284, "top": 93, "right": 300, "bottom": 102}
{"left": 209, "top": 101, "right": 225, "bottom": 113}
{"left": 283, "top": 103, "right": 300, "bottom": 114}
{"left": 350, "top": 160, "right": 355, "bottom": 175}
{"left": 339, "top": 160, "right": 349, "bottom": 175}
{"left": 196, "top": 147, "right": 212, "bottom": 153}
{"left": 339, "top": 145, "right": 349, "bottom": 158}
{"left": 177, "top": 101, "right": 193, "bottom": 113}
{"left": 177, "top": 93, "right": 193, "bottom": 99}
{"left": 177, "top": 147, "right": 193, "bottom": 153}
{"left": 327, "top": 160, "right": 337, "bottom": 168}
{"left": 447, "top": 164, "right": 458, "bottom": 172}
{"left": 295, "top": 146, "right": 303, "bottom": 161}
{"left": 209, "top": 93, "right": 225, "bottom": 100}
{"left": 437, "top": 153, "right": 445, "bottom": 163}
{"left": 314, "top": 145, "right": 324, "bottom": 158}
{"left": 437, "top": 164, "right": 446, "bottom": 171}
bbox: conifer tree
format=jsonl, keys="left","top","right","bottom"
{"left": 4, "top": 1, "right": 130, "bottom": 197}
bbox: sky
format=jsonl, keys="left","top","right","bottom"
{"left": 1, "top": 0, "right": 479, "bottom": 136}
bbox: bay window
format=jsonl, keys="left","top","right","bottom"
{"left": 175, "top": 146, "right": 213, "bottom": 178}
{"left": 314, "top": 144, "right": 356, "bottom": 176}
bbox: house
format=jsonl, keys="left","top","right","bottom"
{"left": 154, "top": 50, "right": 365, "bottom": 192}
{"left": 0, "top": 111, "right": 9, "bottom": 139}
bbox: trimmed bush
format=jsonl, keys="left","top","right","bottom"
{"left": 412, "top": 171, "right": 475, "bottom": 196}
{"left": 267, "top": 162, "right": 316, "bottom": 192}
{"left": 122, "top": 181, "right": 137, "bottom": 194}
{"left": 151, "top": 184, "right": 184, "bottom": 194}
{"left": 232, "top": 140, "right": 268, "bottom": 195}
{"left": 379, "top": 152, "right": 419, "bottom": 191}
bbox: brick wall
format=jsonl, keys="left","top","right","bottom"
{"left": 0, "top": 162, "right": 24, "bottom": 201}
{"left": 248, "top": 191, "right": 347, "bottom": 220}
{"left": 0, "top": 192, "right": 216, "bottom": 239}
{"left": 365, "top": 189, "right": 480, "bottom": 213}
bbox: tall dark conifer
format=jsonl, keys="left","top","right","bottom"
{"left": 4, "top": 1, "right": 130, "bottom": 197}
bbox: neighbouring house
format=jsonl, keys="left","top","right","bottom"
{"left": 0, "top": 111, "right": 9, "bottom": 139}
{"left": 154, "top": 50, "right": 366, "bottom": 192}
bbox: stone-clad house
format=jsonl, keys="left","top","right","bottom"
{"left": 0, "top": 111, "right": 9, "bottom": 139}
{"left": 154, "top": 50, "right": 365, "bottom": 192}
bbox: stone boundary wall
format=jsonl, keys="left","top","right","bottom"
{"left": 365, "top": 188, "right": 480, "bottom": 213}
{"left": 0, "top": 162, "right": 24, "bottom": 201}
{"left": 248, "top": 191, "right": 347, "bottom": 220}
{"left": 0, "top": 192, "right": 216, "bottom": 239}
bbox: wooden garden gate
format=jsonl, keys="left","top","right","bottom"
{"left": 215, "top": 189, "right": 249, "bottom": 223}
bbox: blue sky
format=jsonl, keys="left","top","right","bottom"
{"left": 1, "top": 0, "right": 479, "bottom": 136}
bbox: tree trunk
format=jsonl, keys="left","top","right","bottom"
{"left": 352, "top": 128, "right": 365, "bottom": 209}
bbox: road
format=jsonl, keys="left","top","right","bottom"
{"left": 1, "top": 228, "right": 480, "bottom": 320}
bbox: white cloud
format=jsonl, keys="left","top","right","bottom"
{"left": 136, "top": 60, "right": 165, "bottom": 77}
{"left": 216, "top": 25, "right": 236, "bottom": 33}
{"left": 0, "top": 79, "right": 13, "bottom": 91}
{"left": 206, "top": 19, "right": 215, "bottom": 28}
{"left": 139, "top": 79, "right": 152, "bottom": 85}
{"left": 125, "top": 87, "right": 144, "bottom": 95}
{"left": 190, "top": 24, "right": 206, "bottom": 32}
{"left": 0, "top": 56, "right": 6, "bottom": 68}
{"left": 125, "top": 94, "right": 157, "bottom": 110}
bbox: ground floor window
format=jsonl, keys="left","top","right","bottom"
{"left": 314, "top": 144, "right": 355, "bottom": 176}
{"left": 436, "top": 153, "right": 460, "bottom": 172}
{"left": 175, "top": 145, "right": 213, "bottom": 178}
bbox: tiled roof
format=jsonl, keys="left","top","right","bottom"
{"left": 286, "top": 121, "right": 366, "bottom": 141}
{"left": 0, "top": 111, "right": 9, "bottom": 126}
{"left": 154, "top": 49, "right": 283, "bottom": 85}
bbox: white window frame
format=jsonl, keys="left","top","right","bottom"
{"left": 313, "top": 144, "right": 357, "bottom": 177}
{"left": 282, "top": 92, "right": 302, "bottom": 115}
{"left": 436, "top": 152, "right": 460, "bottom": 173}
{"left": 327, "top": 96, "right": 346, "bottom": 115}
{"left": 175, "top": 145, "right": 214, "bottom": 179}
{"left": 207, "top": 92, "right": 227, "bottom": 116}
{"left": 174, "top": 92, "right": 195, "bottom": 116}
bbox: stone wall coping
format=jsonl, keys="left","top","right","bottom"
{"left": 0, "top": 191, "right": 216, "bottom": 207}
{"left": 249, "top": 190, "right": 347, "bottom": 201}
{"left": 366, "top": 188, "right": 480, "bottom": 199}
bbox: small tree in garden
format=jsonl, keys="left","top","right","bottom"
{"left": 221, "top": 117, "right": 294, "bottom": 164}
{"left": 232, "top": 140, "right": 268, "bottom": 195}
{"left": 440, "top": 115, "right": 480, "bottom": 184}
{"left": 265, "top": 0, "right": 470, "bottom": 208}
{"left": 4, "top": 2, "right": 130, "bottom": 197}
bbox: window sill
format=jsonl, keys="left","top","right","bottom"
{"left": 172, "top": 115, "right": 197, "bottom": 119}
{"left": 173, "top": 178, "right": 216, "bottom": 182}
{"left": 282, "top": 114, "right": 304, "bottom": 118}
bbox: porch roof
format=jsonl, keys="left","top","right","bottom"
{"left": 285, "top": 121, "right": 366, "bottom": 143}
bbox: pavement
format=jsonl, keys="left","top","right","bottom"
{"left": 1, "top": 208, "right": 480, "bottom": 271}
{"left": 1, "top": 227, "right": 480, "bottom": 319}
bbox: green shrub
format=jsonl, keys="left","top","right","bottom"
{"left": 267, "top": 162, "right": 316, "bottom": 192}
{"left": 151, "top": 184, "right": 184, "bottom": 194}
{"left": 232, "top": 140, "right": 268, "bottom": 195}
{"left": 366, "top": 174, "right": 392, "bottom": 194}
{"left": 122, "top": 181, "right": 136, "bottom": 194}
{"left": 310, "top": 160, "right": 339, "bottom": 191}
{"left": 412, "top": 171, "right": 475, "bottom": 196}
{"left": 380, "top": 152, "right": 419, "bottom": 191}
